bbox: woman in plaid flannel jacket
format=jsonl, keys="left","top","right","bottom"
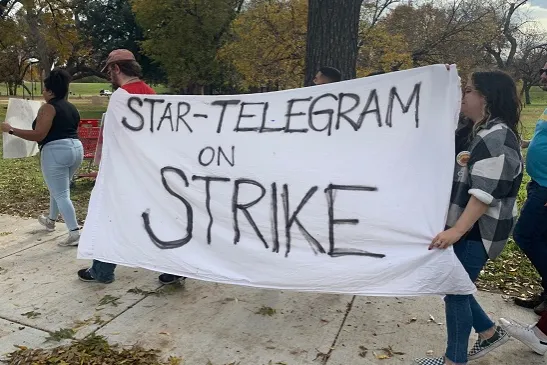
{"left": 415, "top": 71, "right": 523, "bottom": 365}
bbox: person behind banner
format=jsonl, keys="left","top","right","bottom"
{"left": 414, "top": 70, "right": 524, "bottom": 365}
{"left": 1, "top": 68, "right": 84, "bottom": 246}
{"left": 511, "top": 63, "right": 547, "bottom": 315}
{"left": 76, "top": 49, "right": 184, "bottom": 286}
{"left": 312, "top": 66, "right": 342, "bottom": 85}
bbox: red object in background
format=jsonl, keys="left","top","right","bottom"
{"left": 75, "top": 119, "right": 100, "bottom": 180}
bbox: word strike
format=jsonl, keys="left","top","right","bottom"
{"left": 142, "top": 167, "right": 386, "bottom": 259}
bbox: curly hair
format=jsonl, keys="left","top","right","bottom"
{"left": 44, "top": 68, "right": 72, "bottom": 99}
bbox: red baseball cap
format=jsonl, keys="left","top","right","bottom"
{"left": 101, "top": 49, "right": 136, "bottom": 72}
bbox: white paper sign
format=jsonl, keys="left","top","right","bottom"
{"left": 2, "top": 98, "right": 43, "bottom": 159}
{"left": 79, "top": 65, "right": 475, "bottom": 296}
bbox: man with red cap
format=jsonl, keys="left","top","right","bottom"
{"left": 77, "top": 49, "right": 184, "bottom": 285}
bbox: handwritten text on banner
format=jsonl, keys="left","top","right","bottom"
{"left": 78, "top": 65, "right": 474, "bottom": 296}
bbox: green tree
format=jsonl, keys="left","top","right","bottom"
{"left": 219, "top": 0, "right": 307, "bottom": 90}
{"left": 382, "top": 2, "right": 496, "bottom": 77}
{"left": 132, "top": 0, "right": 244, "bottom": 94}
{"left": 0, "top": 16, "right": 28, "bottom": 95}
{"left": 70, "top": 0, "right": 165, "bottom": 83}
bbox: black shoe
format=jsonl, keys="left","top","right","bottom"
{"left": 77, "top": 268, "right": 113, "bottom": 284}
{"left": 514, "top": 294, "right": 544, "bottom": 309}
{"left": 535, "top": 300, "right": 547, "bottom": 315}
{"left": 158, "top": 273, "right": 185, "bottom": 285}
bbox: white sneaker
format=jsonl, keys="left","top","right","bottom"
{"left": 500, "top": 317, "right": 547, "bottom": 355}
{"left": 38, "top": 215, "right": 55, "bottom": 232}
{"left": 58, "top": 229, "right": 80, "bottom": 247}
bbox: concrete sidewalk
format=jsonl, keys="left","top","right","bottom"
{"left": 0, "top": 214, "right": 543, "bottom": 365}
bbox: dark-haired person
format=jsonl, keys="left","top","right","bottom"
{"left": 77, "top": 49, "right": 184, "bottom": 286}
{"left": 414, "top": 70, "right": 524, "bottom": 365}
{"left": 511, "top": 62, "right": 547, "bottom": 315}
{"left": 313, "top": 66, "right": 342, "bottom": 85}
{"left": 1, "top": 68, "right": 83, "bottom": 246}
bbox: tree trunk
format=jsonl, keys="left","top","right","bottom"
{"left": 22, "top": 83, "right": 32, "bottom": 97}
{"left": 304, "top": 0, "right": 363, "bottom": 86}
{"left": 7, "top": 81, "right": 16, "bottom": 96}
{"left": 525, "top": 83, "right": 532, "bottom": 105}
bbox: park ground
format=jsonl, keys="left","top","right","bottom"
{"left": 0, "top": 85, "right": 546, "bottom": 364}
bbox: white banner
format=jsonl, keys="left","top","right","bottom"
{"left": 3, "top": 98, "right": 42, "bottom": 159}
{"left": 79, "top": 65, "right": 475, "bottom": 296}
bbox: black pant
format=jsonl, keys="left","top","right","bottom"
{"left": 514, "top": 180, "right": 547, "bottom": 296}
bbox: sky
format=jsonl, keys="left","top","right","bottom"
{"left": 528, "top": 0, "right": 547, "bottom": 30}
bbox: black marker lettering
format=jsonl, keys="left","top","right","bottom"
{"left": 282, "top": 185, "right": 324, "bottom": 257}
{"left": 157, "top": 102, "right": 174, "bottom": 131}
{"left": 198, "top": 147, "right": 215, "bottom": 167}
{"left": 271, "top": 182, "right": 279, "bottom": 253}
{"left": 143, "top": 98, "right": 165, "bottom": 133}
{"left": 386, "top": 83, "right": 421, "bottom": 127}
{"left": 309, "top": 93, "right": 338, "bottom": 136}
{"left": 212, "top": 100, "right": 241, "bottom": 133}
{"left": 232, "top": 179, "right": 269, "bottom": 248}
{"left": 285, "top": 97, "right": 312, "bottom": 133}
{"left": 324, "top": 184, "right": 385, "bottom": 258}
{"left": 121, "top": 96, "right": 145, "bottom": 131}
{"left": 217, "top": 146, "right": 235, "bottom": 167}
{"left": 143, "top": 167, "right": 193, "bottom": 249}
{"left": 176, "top": 102, "right": 193, "bottom": 132}
{"left": 235, "top": 102, "right": 262, "bottom": 132}
{"left": 357, "top": 89, "right": 382, "bottom": 128}
{"left": 336, "top": 93, "right": 360, "bottom": 130}
{"left": 192, "top": 176, "right": 230, "bottom": 244}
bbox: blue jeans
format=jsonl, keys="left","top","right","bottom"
{"left": 40, "top": 139, "right": 83, "bottom": 231}
{"left": 90, "top": 260, "right": 116, "bottom": 283}
{"left": 513, "top": 180, "right": 547, "bottom": 296}
{"left": 89, "top": 260, "right": 181, "bottom": 283}
{"left": 445, "top": 239, "right": 495, "bottom": 364}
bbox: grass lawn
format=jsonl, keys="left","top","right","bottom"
{"left": 1, "top": 82, "right": 171, "bottom": 97}
{"left": 0, "top": 86, "right": 546, "bottom": 297}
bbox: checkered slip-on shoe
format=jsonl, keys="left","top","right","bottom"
{"left": 413, "top": 357, "right": 445, "bottom": 365}
{"left": 468, "top": 325, "right": 510, "bottom": 361}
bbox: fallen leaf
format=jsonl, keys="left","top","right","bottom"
{"left": 373, "top": 351, "right": 390, "bottom": 360}
{"left": 21, "top": 311, "right": 41, "bottom": 319}
{"left": 255, "top": 306, "right": 276, "bottom": 316}
{"left": 98, "top": 295, "right": 120, "bottom": 307}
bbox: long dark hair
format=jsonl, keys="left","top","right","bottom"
{"left": 471, "top": 70, "right": 521, "bottom": 140}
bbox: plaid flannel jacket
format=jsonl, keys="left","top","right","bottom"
{"left": 447, "top": 118, "right": 523, "bottom": 259}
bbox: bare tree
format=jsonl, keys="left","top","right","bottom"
{"left": 361, "top": 0, "right": 400, "bottom": 30}
{"left": 383, "top": 0, "right": 494, "bottom": 68}
{"left": 482, "top": 0, "right": 530, "bottom": 70}
{"left": 513, "top": 26, "right": 547, "bottom": 104}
